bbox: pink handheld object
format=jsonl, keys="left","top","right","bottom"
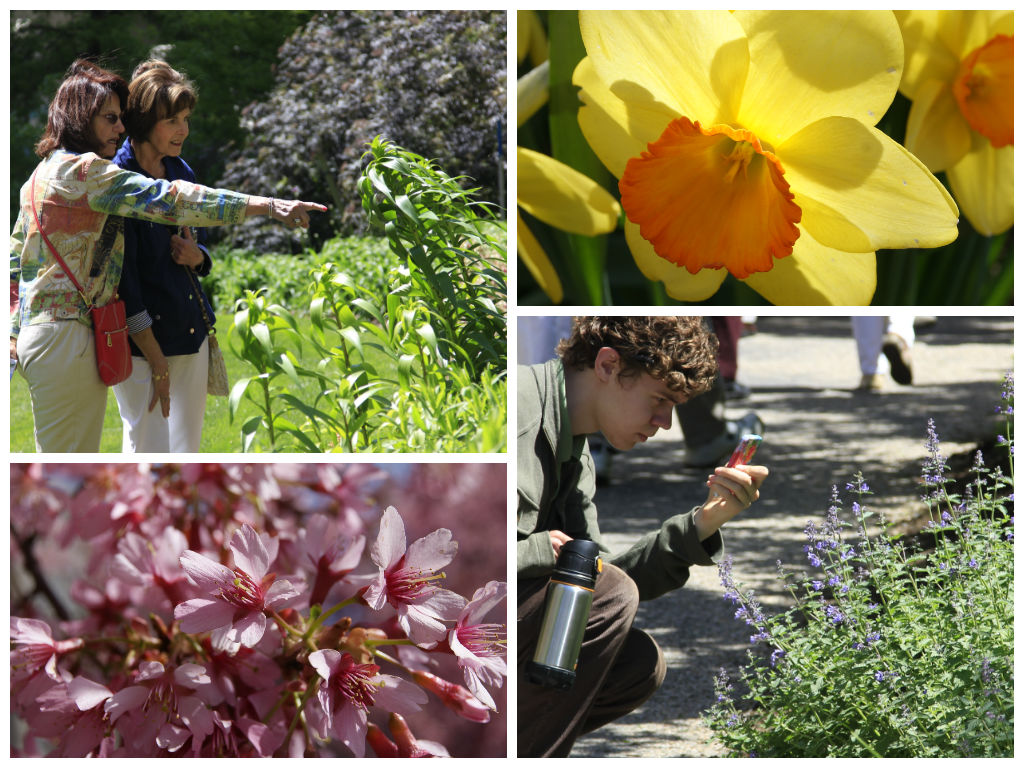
{"left": 726, "top": 434, "right": 762, "bottom": 467}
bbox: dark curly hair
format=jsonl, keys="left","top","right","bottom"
{"left": 557, "top": 316, "right": 719, "bottom": 399}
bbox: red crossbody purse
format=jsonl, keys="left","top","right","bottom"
{"left": 28, "top": 167, "right": 132, "bottom": 386}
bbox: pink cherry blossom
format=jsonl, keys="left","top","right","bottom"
{"left": 174, "top": 524, "right": 301, "bottom": 649}
{"left": 307, "top": 648, "right": 427, "bottom": 758}
{"left": 11, "top": 617, "right": 83, "bottom": 682}
{"left": 362, "top": 506, "right": 466, "bottom": 647}
{"left": 104, "top": 660, "right": 217, "bottom": 755}
{"left": 448, "top": 580, "right": 507, "bottom": 710}
{"left": 111, "top": 527, "right": 190, "bottom": 607}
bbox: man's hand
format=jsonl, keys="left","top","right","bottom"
{"left": 694, "top": 464, "right": 769, "bottom": 540}
{"left": 549, "top": 530, "right": 572, "bottom": 557}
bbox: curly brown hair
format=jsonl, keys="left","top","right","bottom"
{"left": 557, "top": 316, "right": 719, "bottom": 399}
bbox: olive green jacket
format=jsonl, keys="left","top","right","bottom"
{"left": 517, "top": 359, "right": 724, "bottom": 601}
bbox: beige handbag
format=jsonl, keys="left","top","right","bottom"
{"left": 186, "top": 266, "right": 229, "bottom": 397}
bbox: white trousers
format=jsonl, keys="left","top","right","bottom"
{"left": 852, "top": 316, "right": 915, "bottom": 375}
{"left": 16, "top": 321, "right": 108, "bottom": 452}
{"left": 113, "top": 337, "right": 209, "bottom": 453}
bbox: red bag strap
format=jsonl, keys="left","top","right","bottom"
{"left": 28, "top": 165, "right": 92, "bottom": 310}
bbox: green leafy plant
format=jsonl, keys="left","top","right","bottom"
{"left": 227, "top": 137, "right": 507, "bottom": 453}
{"left": 705, "top": 373, "right": 1014, "bottom": 757}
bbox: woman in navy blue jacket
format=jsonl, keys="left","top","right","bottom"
{"left": 113, "top": 60, "right": 219, "bottom": 452}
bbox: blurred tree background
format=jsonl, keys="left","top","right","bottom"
{"left": 10, "top": 10, "right": 507, "bottom": 253}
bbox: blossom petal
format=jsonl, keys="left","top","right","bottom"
{"left": 517, "top": 212, "right": 564, "bottom": 304}
{"left": 67, "top": 676, "right": 113, "bottom": 711}
{"left": 309, "top": 649, "right": 341, "bottom": 682}
{"left": 405, "top": 528, "right": 458, "bottom": 574}
{"left": 574, "top": 56, "right": 666, "bottom": 179}
{"left": 336, "top": 702, "right": 368, "bottom": 758}
{"left": 370, "top": 506, "right": 407, "bottom": 570}
{"left": 373, "top": 674, "right": 428, "bottom": 714}
{"left": 781, "top": 116, "right": 959, "bottom": 251}
{"left": 580, "top": 10, "right": 748, "bottom": 126}
{"left": 362, "top": 572, "right": 389, "bottom": 612}
{"left": 625, "top": 221, "right": 727, "bottom": 301}
{"left": 903, "top": 78, "right": 972, "bottom": 171}
{"left": 104, "top": 685, "right": 149, "bottom": 723}
{"left": 180, "top": 550, "right": 234, "bottom": 592}
{"left": 175, "top": 598, "right": 237, "bottom": 635}
{"left": 461, "top": 581, "right": 507, "bottom": 626}
{"left": 265, "top": 578, "right": 302, "bottom": 610}
{"left": 742, "top": 231, "right": 877, "bottom": 305}
{"left": 734, "top": 10, "right": 904, "bottom": 142}
{"left": 174, "top": 663, "right": 212, "bottom": 689}
{"left": 517, "top": 146, "right": 621, "bottom": 236}
{"left": 947, "top": 136, "right": 1013, "bottom": 236}
{"left": 232, "top": 611, "right": 267, "bottom": 648}
{"left": 229, "top": 525, "right": 271, "bottom": 581}
{"left": 11, "top": 616, "right": 53, "bottom": 644}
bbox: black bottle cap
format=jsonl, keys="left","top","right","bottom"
{"left": 553, "top": 538, "right": 601, "bottom": 587}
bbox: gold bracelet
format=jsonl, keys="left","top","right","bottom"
{"left": 152, "top": 370, "right": 169, "bottom": 382}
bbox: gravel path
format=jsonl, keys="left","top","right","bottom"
{"left": 568, "top": 315, "right": 1014, "bottom": 758}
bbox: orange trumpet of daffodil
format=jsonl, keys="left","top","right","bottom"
{"left": 896, "top": 10, "right": 1013, "bottom": 236}
{"left": 574, "top": 10, "right": 960, "bottom": 305}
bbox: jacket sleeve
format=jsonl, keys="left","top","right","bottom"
{"left": 83, "top": 155, "right": 248, "bottom": 227}
{"left": 608, "top": 508, "right": 725, "bottom": 601}
{"left": 118, "top": 220, "right": 152, "bottom": 335}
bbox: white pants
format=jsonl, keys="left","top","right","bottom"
{"left": 852, "top": 316, "right": 915, "bottom": 375}
{"left": 17, "top": 321, "right": 108, "bottom": 452}
{"left": 113, "top": 337, "right": 209, "bottom": 453}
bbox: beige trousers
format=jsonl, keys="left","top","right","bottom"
{"left": 17, "top": 321, "right": 107, "bottom": 452}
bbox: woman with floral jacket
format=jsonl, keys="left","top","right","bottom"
{"left": 10, "top": 59, "right": 325, "bottom": 452}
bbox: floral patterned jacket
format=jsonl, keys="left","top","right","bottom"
{"left": 10, "top": 149, "right": 248, "bottom": 340}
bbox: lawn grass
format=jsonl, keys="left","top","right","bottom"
{"left": 11, "top": 312, "right": 328, "bottom": 453}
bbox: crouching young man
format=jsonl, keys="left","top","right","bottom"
{"left": 517, "top": 316, "right": 769, "bottom": 757}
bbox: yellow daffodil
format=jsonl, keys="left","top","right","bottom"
{"left": 517, "top": 63, "right": 622, "bottom": 303}
{"left": 896, "top": 10, "right": 1013, "bottom": 235}
{"left": 574, "top": 10, "right": 959, "bottom": 305}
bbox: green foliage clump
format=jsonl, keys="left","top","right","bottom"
{"left": 227, "top": 138, "right": 507, "bottom": 453}
{"left": 217, "top": 9, "right": 506, "bottom": 254}
{"left": 201, "top": 237, "right": 400, "bottom": 314}
{"left": 705, "top": 377, "right": 1014, "bottom": 757}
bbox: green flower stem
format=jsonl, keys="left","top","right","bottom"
{"left": 305, "top": 596, "right": 360, "bottom": 638}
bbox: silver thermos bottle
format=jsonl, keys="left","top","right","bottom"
{"left": 527, "top": 538, "right": 602, "bottom": 689}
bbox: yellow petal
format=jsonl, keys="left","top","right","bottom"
{"left": 734, "top": 10, "right": 904, "bottom": 143}
{"left": 946, "top": 134, "right": 1013, "bottom": 236}
{"left": 516, "top": 146, "right": 621, "bottom": 236}
{"left": 742, "top": 230, "right": 877, "bottom": 305}
{"left": 781, "top": 116, "right": 959, "bottom": 251}
{"left": 625, "top": 221, "right": 727, "bottom": 302}
{"left": 579, "top": 10, "right": 749, "bottom": 126}
{"left": 517, "top": 10, "right": 548, "bottom": 66}
{"left": 517, "top": 211, "right": 563, "bottom": 304}
{"left": 903, "top": 78, "right": 972, "bottom": 171}
{"left": 573, "top": 56, "right": 669, "bottom": 179}
{"left": 896, "top": 10, "right": 960, "bottom": 98}
{"left": 518, "top": 61, "right": 550, "bottom": 127}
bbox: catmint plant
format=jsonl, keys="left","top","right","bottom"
{"left": 705, "top": 374, "right": 1014, "bottom": 757}
{"left": 11, "top": 463, "right": 507, "bottom": 758}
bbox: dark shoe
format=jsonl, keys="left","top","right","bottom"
{"left": 882, "top": 332, "right": 913, "bottom": 385}
{"left": 723, "top": 379, "right": 751, "bottom": 401}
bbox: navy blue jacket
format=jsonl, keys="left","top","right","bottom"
{"left": 114, "top": 139, "right": 216, "bottom": 357}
